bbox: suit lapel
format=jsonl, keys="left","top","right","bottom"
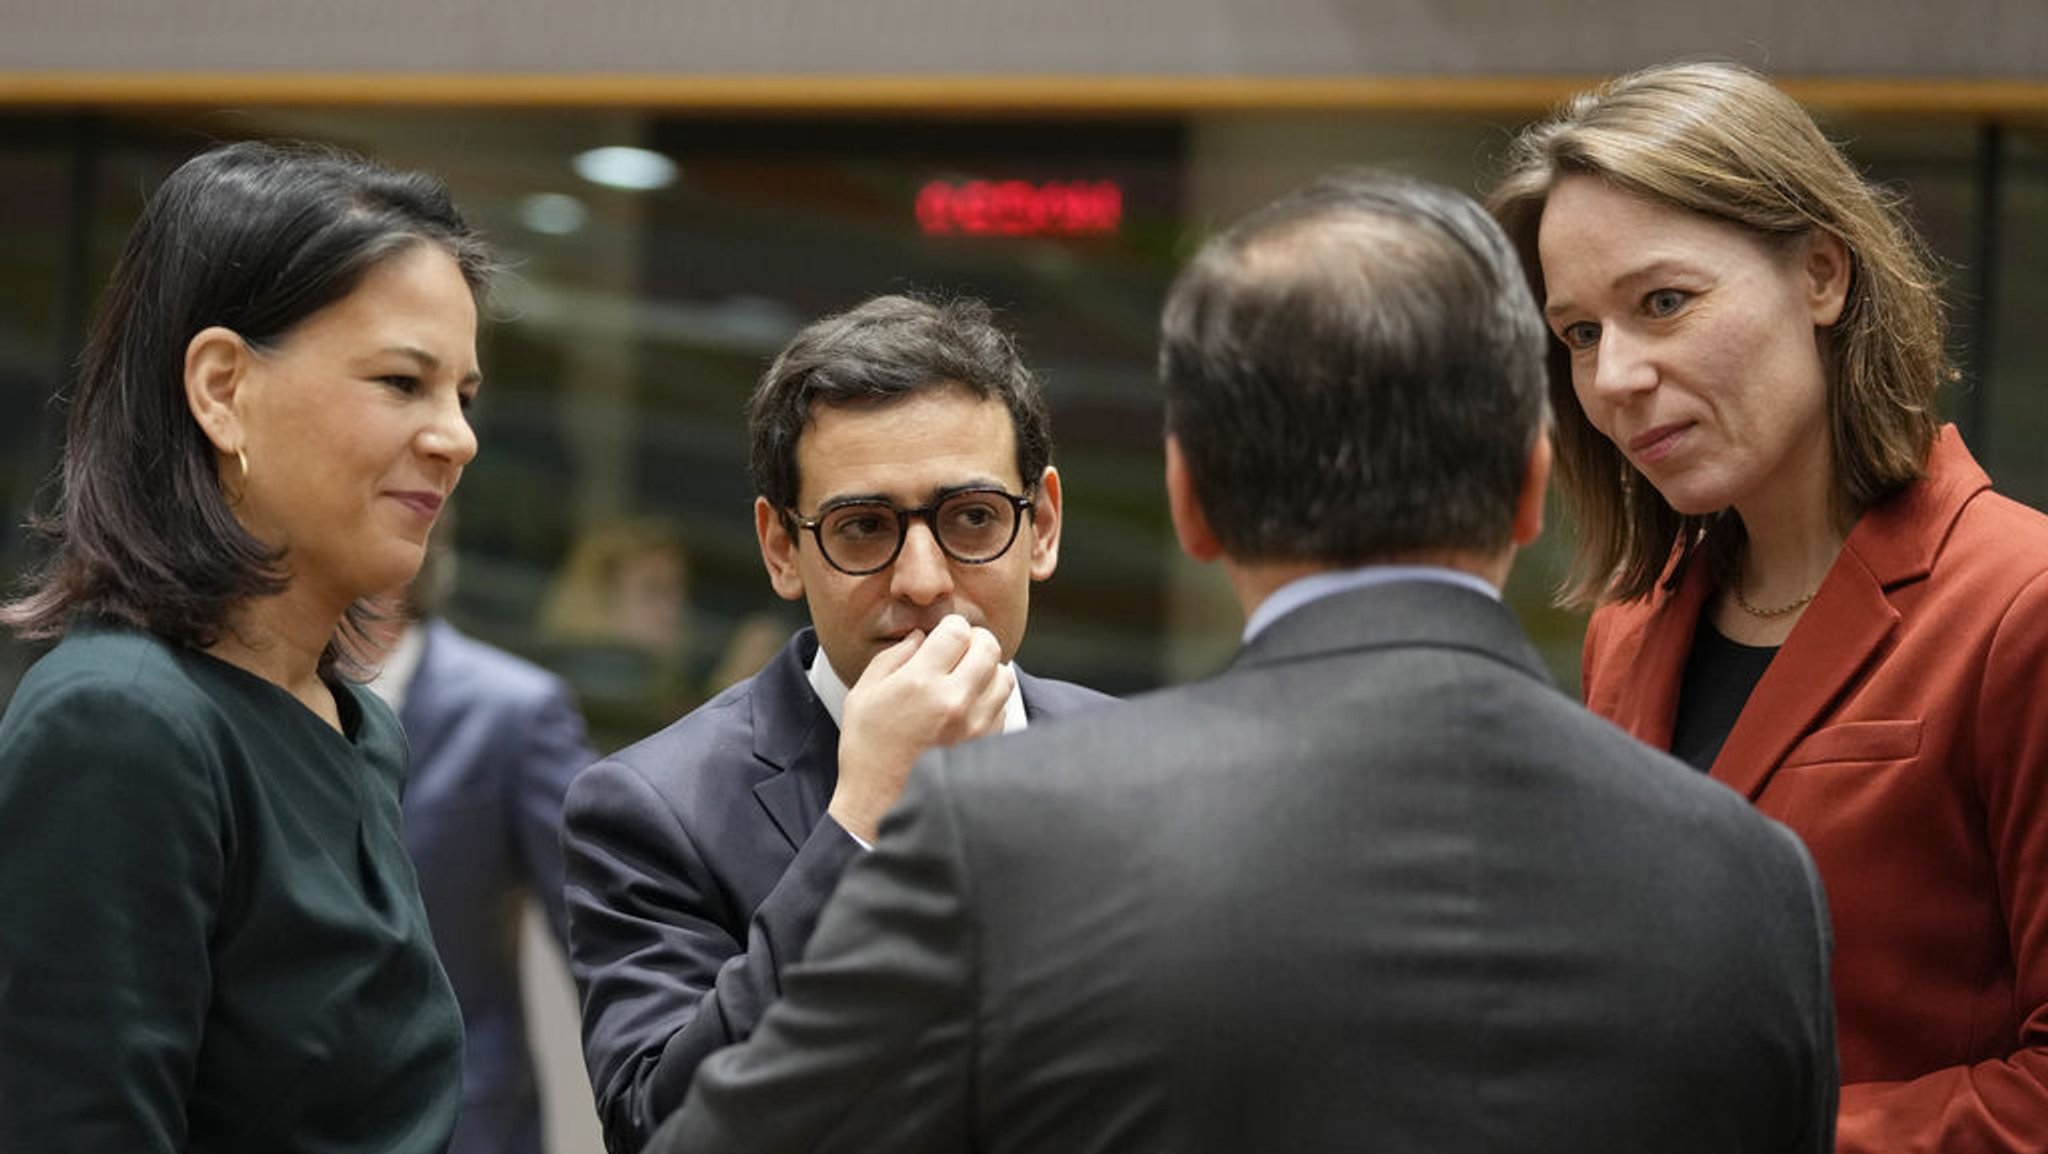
{"left": 1711, "top": 425, "right": 1985, "bottom": 799}
{"left": 1709, "top": 549, "right": 1897, "bottom": 798}
{"left": 1601, "top": 563, "right": 1715, "bottom": 752}
{"left": 1013, "top": 667, "right": 1069, "bottom": 724}
{"left": 747, "top": 630, "right": 839, "bottom": 850}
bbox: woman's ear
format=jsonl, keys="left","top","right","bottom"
{"left": 184, "top": 325, "right": 249, "bottom": 454}
{"left": 1803, "top": 230, "right": 1852, "bottom": 328}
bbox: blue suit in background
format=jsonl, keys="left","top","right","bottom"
{"left": 396, "top": 618, "right": 599, "bottom": 1154}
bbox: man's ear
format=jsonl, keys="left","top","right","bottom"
{"left": 1803, "top": 229, "right": 1852, "bottom": 328}
{"left": 1510, "top": 431, "right": 1553, "bottom": 548}
{"left": 1026, "top": 466, "right": 1063, "bottom": 582}
{"left": 1165, "top": 436, "right": 1223, "bottom": 563}
{"left": 184, "top": 326, "right": 250, "bottom": 456}
{"left": 755, "top": 496, "right": 807, "bottom": 602}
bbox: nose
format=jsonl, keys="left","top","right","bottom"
{"left": 888, "top": 518, "right": 955, "bottom": 606}
{"left": 422, "top": 392, "right": 479, "bottom": 468}
{"left": 1585, "top": 324, "right": 1657, "bottom": 404}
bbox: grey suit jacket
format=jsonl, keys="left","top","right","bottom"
{"left": 563, "top": 627, "right": 1115, "bottom": 1154}
{"left": 651, "top": 580, "right": 1838, "bottom": 1154}
{"left": 399, "top": 619, "right": 598, "bottom": 1154}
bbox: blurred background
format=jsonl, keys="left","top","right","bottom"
{"left": 6, "top": 104, "right": 2044, "bottom": 732}
{"left": 4, "top": 4, "right": 2044, "bottom": 1151}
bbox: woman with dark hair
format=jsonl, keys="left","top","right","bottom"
{"left": 1491, "top": 61, "right": 2048, "bottom": 1150}
{"left": 0, "top": 140, "right": 492, "bottom": 1153}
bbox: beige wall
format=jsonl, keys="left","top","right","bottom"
{"left": 3, "top": 0, "right": 2045, "bottom": 79}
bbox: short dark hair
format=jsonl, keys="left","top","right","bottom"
{"left": 748, "top": 294, "right": 1053, "bottom": 521}
{"left": 1161, "top": 168, "right": 1548, "bottom": 564}
{"left": 1, "top": 140, "right": 492, "bottom": 675}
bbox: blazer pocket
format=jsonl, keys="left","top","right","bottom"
{"left": 1780, "top": 719, "right": 1921, "bottom": 768}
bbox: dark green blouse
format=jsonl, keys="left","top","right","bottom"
{"left": 0, "top": 622, "right": 462, "bottom": 1153}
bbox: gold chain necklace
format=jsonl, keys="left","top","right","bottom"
{"left": 1731, "top": 569, "right": 1817, "bottom": 619}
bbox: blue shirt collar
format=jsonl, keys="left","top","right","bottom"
{"left": 1241, "top": 564, "right": 1499, "bottom": 644}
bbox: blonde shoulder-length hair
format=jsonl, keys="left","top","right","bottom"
{"left": 1488, "top": 60, "right": 1948, "bottom": 607}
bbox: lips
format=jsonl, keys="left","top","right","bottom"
{"left": 1627, "top": 423, "right": 1691, "bottom": 465}
{"left": 388, "top": 490, "right": 445, "bottom": 518}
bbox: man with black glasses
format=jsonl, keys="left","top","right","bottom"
{"left": 563, "top": 294, "right": 1114, "bottom": 1154}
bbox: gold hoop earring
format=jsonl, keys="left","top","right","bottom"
{"left": 237, "top": 448, "right": 249, "bottom": 485}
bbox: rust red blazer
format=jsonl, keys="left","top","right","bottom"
{"left": 1583, "top": 427, "right": 2048, "bottom": 1154}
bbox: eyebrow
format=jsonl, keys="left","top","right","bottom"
{"left": 814, "top": 479, "right": 1015, "bottom": 510}
{"left": 377, "top": 344, "right": 483, "bottom": 386}
{"left": 1544, "top": 258, "right": 1694, "bottom": 321}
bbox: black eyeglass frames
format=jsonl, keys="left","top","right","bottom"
{"left": 789, "top": 486, "right": 1036, "bottom": 576}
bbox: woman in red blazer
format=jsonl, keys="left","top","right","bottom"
{"left": 1490, "top": 62, "right": 2048, "bottom": 1152}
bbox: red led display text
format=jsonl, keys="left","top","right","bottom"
{"left": 916, "top": 180, "right": 1122, "bottom": 237}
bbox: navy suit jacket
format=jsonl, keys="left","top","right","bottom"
{"left": 400, "top": 619, "right": 598, "bottom": 1154}
{"left": 563, "top": 627, "right": 1114, "bottom": 1154}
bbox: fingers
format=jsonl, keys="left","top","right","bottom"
{"left": 846, "top": 614, "right": 1008, "bottom": 740}
{"left": 898, "top": 614, "right": 981, "bottom": 675}
{"left": 829, "top": 616, "right": 1011, "bottom": 842}
{"left": 860, "top": 627, "right": 927, "bottom": 683}
{"left": 969, "top": 657, "right": 1017, "bottom": 732}
{"left": 888, "top": 614, "right": 1001, "bottom": 679}
{"left": 923, "top": 618, "right": 1008, "bottom": 734}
